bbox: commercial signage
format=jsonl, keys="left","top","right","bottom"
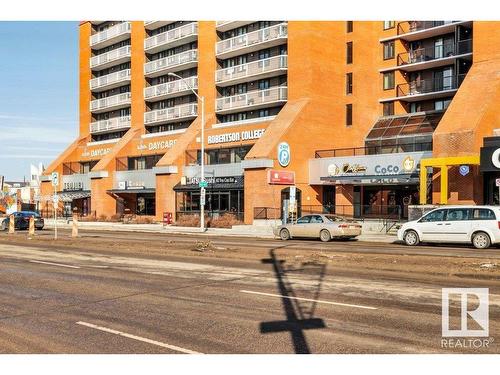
{"left": 82, "top": 147, "right": 111, "bottom": 158}
{"left": 185, "top": 176, "right": 239, "bottom": 186}
{"left": 63, "top": 182, "right": 84, "bottom": 191}
{"left": 309, "top": 151, "right": 431, "bottom": 185}
{"left": 480, "top": 146, "right": 500, "bottom": 172}
{"left": 268, "top": 170, "right": 295, "bottom": 185}
{"left": 139, "top": 139, "right": 177, "bottom": 151}
{"left": 277, "top": 142, "right": 291, "bottom": 167}
{"left": 459, "top": 165, "right": 470, "bottom": 176}
{"left": 118, "top": 181, "right": 146, "bottom": 190}
{"left": 207, "top": 129, "right": 265, "bottom": 145}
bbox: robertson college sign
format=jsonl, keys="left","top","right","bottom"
{"left": 207, "top": 129, "right": 265, "bottom": 145}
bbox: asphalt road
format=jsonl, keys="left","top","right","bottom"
{"left": 0, "top": 229, "right": 499, "bottom": 353}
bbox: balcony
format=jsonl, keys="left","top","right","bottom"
{"left": 396, "top": 40, "right": 472, "bottom": 72}
{"left": 144, "top": 49, "right": 198, "bottom": 78}
{"left": 90, "top": 45, "right": 131, "bottom": 71}
{"left": 216, "top": 23, "right": 288, "bottom": 59}
{"left": 215, "top": 21, "right": 254, "bottom": 32}
{"left": 90, "top": 69, "right": 131, "bottom": 92}
{"left": 394, "top": 74, "right": 466, "bottom": 102}
{"left": 90, "top": 115, "right": 131, "bottom": 134}
{"left": 144, "top": 76, "right": 198, "bottom": 102}
{"left": 144, "top": 21, "right": 176, "bottom": 30}
{"left": 144, "top": 22, "right": 198, "bottom": 54}
{"left": 144, "top": 103, "right": 198, "bottom": 125}
{"left": 90, "top": 92, "right": 131, "bottom": 113}
{"left": 396, "top": 21, "right": 471, "bottom": 41}
{"left": 216, "top": 86, "right": 288, "bottom": 114}
{"left": 90, "top": 22, "right": 131, "bottom": 49}
{"left": 215, "top": 55, "right": 288, "bottom": 87}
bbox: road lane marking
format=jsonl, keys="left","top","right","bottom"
{"left": 29, "top": 260, "right": 80, "bottom": 269}
{"left": 76, "top": 321, "right": 203, "bottom": 354}
{"left": 239, "top": 290, "right": 378, "bottom": 310}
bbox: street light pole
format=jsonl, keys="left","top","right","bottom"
{"left": 167, "top": 72, "right": 206, "bottom": 232}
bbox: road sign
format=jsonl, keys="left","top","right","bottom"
{"left": 200, "top": 188, "right": 206, "bottom": 205}
{"left": 51, "top": 172, "right": 59, "bottom": 187}
{"left": 199, "top": 180, "right": 208, "bottom": 188}
{"left": 495, "top": 178, "right": 500, "bottom": 187}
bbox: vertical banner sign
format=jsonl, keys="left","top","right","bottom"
{"left": 200, "top": 188, "right": 206, "bottom": 206}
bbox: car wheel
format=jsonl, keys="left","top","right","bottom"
{"left": 472, "top": 232, "right": 491, "bottom": 249}
{"left": 320, "top": 229, "right": 331, "bottom": 242}
{"left": 404, "top": 230, "right": 420, "bottom": 246}
{"left": 280, "top": 228, "right": 291, "bottom": 241}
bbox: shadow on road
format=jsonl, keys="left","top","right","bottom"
{"left": 260, "top": 248, "right": 327, "bottom": 354}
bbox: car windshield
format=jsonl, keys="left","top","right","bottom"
{"left": 22, "top": 212, "right": 40, "bottom": 218}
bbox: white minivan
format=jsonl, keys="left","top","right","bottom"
{"left": 397, "top": 206, "right": 500, "bottom": 249}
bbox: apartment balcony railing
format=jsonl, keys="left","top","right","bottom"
{"left": 90, "top": 92, "right": 131, "bottom": 113}
{"left": 90, "top": 69, "right": 131, "bottom": 91}
{"left": 144, "top": 103, "right": 198, "bottom": 125}
{"left": 144, "top": 21, "right": 175, "bottom": 30}
{"left": 90, "top": 45, "right": 131, "bottom": 70}
{"left": 144, "top": 22, "right": 198, "bottom": 53}
{"left": 397, "top": 40, "right": 472, "bottom": 66}
{"left": 215, "top": 55, "right": 288, "bottom": 86}
{"left": 396, "top": 74, "right": 466, "bottom": 98}
{"left": 90, "top": 115, "right": 131, "bottom": 134}
{"left": 144, "top": 49, "right": 198, "bottom": 77}
{"left": 215, "top": 21, "right": 254, "bottom": 32}
{"left": 216, "top": 86, "right": 288, "bottom": 113}
{"left": 216, "top": 23, "right": 288, "bottom": 58}
{"left": 90, "top": 22, "right": 131, "bottom": 48}
{"left": 397, "top": 21, "right": 460, "bottom": 35}
{"left": 144, "top": 76, "right": 198, "bottom": 101}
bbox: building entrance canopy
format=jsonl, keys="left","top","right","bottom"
{"left": 309, "top": 151, "right": 432, "bottom": 185}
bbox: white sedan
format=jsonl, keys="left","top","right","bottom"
{"left": 397, "top": 206, "right": 500, "bottom": 249}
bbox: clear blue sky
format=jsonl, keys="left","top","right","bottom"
{"left": 0, "top": 21, "right": 78, "bottom": 181}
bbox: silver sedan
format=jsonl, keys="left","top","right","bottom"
{"left": 275, "top": 214, "right": 362, "bottom": 242}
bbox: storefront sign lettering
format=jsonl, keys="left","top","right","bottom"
{"left": 147, "top": 139, "right": 177, "bottom": 151}
{"left": 207, "top": 129, "right": 265, "bottom": 145}
{"left": 185, "top": 176, "right": 238, "bottom": 185}
{"left": 268, "top": 170, "right": 295, "bottom": 185}
{"left": 82, "top": 148, "right": 111, "bottom": 158}
{"left": 328, "top": 163, "right": 367, "bottom": 176}
{"left": 63, "top": 182, "right": 84, "bottom": 191}
{"left": 119, "top": 181, "right": 146, "bottom": 190}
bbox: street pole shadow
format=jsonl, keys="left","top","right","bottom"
{"left": 260, "top": 248, "right": 327, "bottom": 354}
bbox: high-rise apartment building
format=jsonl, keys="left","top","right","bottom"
{"left": 41, "top": 21, "right": 500, "bottom": 223}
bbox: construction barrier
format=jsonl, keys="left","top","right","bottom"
{"left": 72, "top": 213, "right": 78, "bottom": 238}
{"left": 8, "top": 214, "right": 14, "bottom": 234}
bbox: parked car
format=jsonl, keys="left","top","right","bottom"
{"left": 275, "top": 214, "right": 362, "bottom": 242}
{"left": 397, "top": 206, "right": 500, "bottom": 249}
{"left": 0, "top": 211, "right": 44, "bottom": 231}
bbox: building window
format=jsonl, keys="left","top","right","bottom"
{"left": 346, "top": 72, "right": 353, "bottom": 95}
{"left": 346, "top": 104, "right": 353, "bottom": 126}
{"left": 383, "top": 21, "right": 395, "bottom": 30}
{"left": 383, "top": 41, "right": 395, "bottom": 60}
{"left": 346, "top": 42, "right": 353, "bottom": 64}
{"left": 383, "top": 102, "right": 394, "bottom": 116}
{"left": 346, "top": 21, "right": 353, "bottom": 33}
{"left": 435, "top": 99, "right": 452, "bottom": 111}
{"left": 383, "top": 71, "right": 395, "bottom": 90}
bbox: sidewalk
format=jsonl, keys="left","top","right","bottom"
{"left": 43, "top": 219, "right": 398, "bottom": 243}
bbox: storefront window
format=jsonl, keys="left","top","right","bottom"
{"left": 136, "top": 193, "right": 155, "bottom": 216}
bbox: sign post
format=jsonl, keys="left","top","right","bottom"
{"left": 28, "top": 216, "right": 35, "bottom": 239}
{"left": 289, "top": 186, "right": 296, "bottom": 224}
{"left": 51, "top": 172, "right": 59, "bottom": 240}
{"left": 8, "top": 214, "right": 14, "bottom": 234}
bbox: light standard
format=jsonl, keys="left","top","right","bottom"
{"left": 167, "top": 72, "right": 206, "bottom": 232}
